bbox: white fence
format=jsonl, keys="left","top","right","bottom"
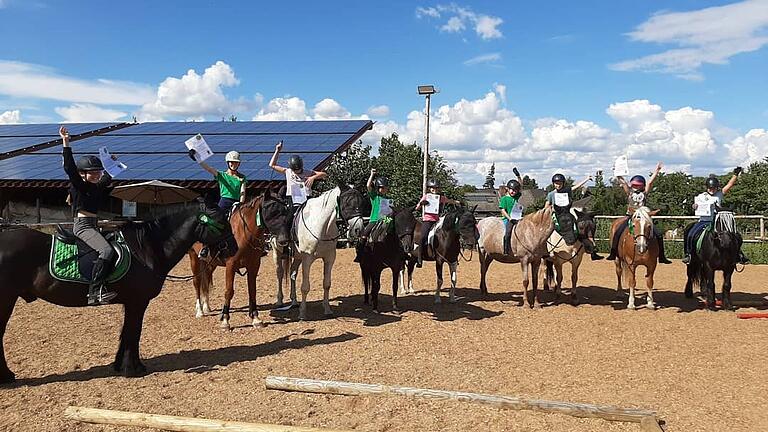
{"left": 594, "top": 215, "right": 767, "bottom": 243}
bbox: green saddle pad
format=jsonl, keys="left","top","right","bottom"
{"left": 695, "top": 224, "right": 713, "bottom": 254}
{"left": 49, "top": 231, "right": 131, "bottom": 284}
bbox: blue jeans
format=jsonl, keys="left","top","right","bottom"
{"left": 218, "top": 197, "right": 237, "bottom": 213}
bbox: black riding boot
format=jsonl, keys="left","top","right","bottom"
{"left": 657, "top": 235, "right": 672, "bottom": 264}
{"left": 353, "top": 239, "right": 366, "bottom": 263}
{"left": 606, "top": 227, "right": 623, "bottom": 261}
{"left": 739, "top": 250, "right": 750, "bottom": 264}
{"left": 591, "top": 250, "right": 604, "bottom": 260}
{"left": 87, "top": 258, "right": 116, "bottom": 306}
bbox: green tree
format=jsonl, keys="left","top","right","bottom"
{"left": 483, "top": 163, "right": 495, "bottom": 189}
{"left": 521, "top": 175, "right": 538, "bottom": 190}
{"left": 648, "top": 172, "right": 700, "bottom": 216}
{"left": 316, "top": 140, "right": 372, "bottom": 193}
{"left": 722, "top": 159, "right": 768, "bottom": 216}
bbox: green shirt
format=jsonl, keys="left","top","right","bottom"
{"left": 368, "top": 190, "right": 391, "bottom": 222}
{"left": 216, "top": 171, "right": 245, "bottom": 200}
{"left": 499, "top": 193, "right": 522, "bottom": 220}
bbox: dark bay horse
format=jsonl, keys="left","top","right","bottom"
{"left": 360, "top": 208, "right": 417, "bottom": 313}
{"left": 609, "top": 206, "right": 660, "bottom": 310}
{"left": 0, "top": 205, "right": 236, "bottom": 382}
{"left": 189, "top": 189, "right": 290, "bottom": 330}
{"left": 684, "top": 211, "right": 742, "bottom": 310}
{"left": 405, "top": 207, "right": 478, "bottom": 303}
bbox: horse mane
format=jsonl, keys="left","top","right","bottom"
{"left": 124, "top": 205, "right": 200, "bottom": 246}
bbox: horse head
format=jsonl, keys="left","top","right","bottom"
{"left": 712, "top": 210, "right": 741, "bottom": 255}
{"left": 448, "top": 205, "right": 478, "bottom": 250}
{"left": 573, "top": 208, "right": 597, "bottom": 253}
{"left": 630, "top": 206, "right": 659, "bottom": 254}
{"left": 392, "top": 207, "right": 417, "bottom": 255}
{"left": 195, "top": 201, "right": 238, "bottom": 259}
{"left": 259, "top": 188, "right": 291, "bottom": 247}
{"left": 338, "top": 184, "right": 367, "bottom": 244}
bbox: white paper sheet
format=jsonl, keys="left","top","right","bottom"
{"left": 694, "top": 193, "right": 715, "bottom": 217}
{"left": 379, "top": 198, "right": 392, "bottom": 217}
{"left": 185, "top": 134, "right": 213, "bottom": 162}
{"left": 554, "top": 192, "right": 570, "bottom": 207}
{"left": 613, "top": 155, "right": 629, "bottom": 177}
{"left": 510, "top": 202, "right": 523, "bottom": 220}
{"left": 98, "top": 147, "right": 127, "bottom": 177}
{"left": 290, "top": 183, "right": 307, "bottom": 204}
{"left": 424, "top": 193, "right": 440, "bottom": 215}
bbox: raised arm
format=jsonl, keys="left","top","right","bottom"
{"left": 304, "top": 170, "right": 327, "bottom": 189}
{"left": 366, "top": 169, "right": 376, "bottom": 193}
{"left": 722, "top": 167, "right": 741, "bottom": 195}
{"left": 188, "top": 149, "right": 218, "bottom": 177}
{"left": 512, "top": 167, "right": 523, "bottom": 183}
{"left": 60, "top": 127, "right": 85, "bottom": 187}
{"left": 646, "top": 162, "right": 663, "bottom": 193}
{"left": 269, "top": 141, "right": 287, "bottom": 174}
{"left": 573, "top": 175, "right": 592, "bottom": 191}
{"left": 616, "top": 176, "right": 630, "bottom": 195}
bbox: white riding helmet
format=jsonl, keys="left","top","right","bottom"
{"left": 225, "top": 151, "right": 241, "bottom": 163}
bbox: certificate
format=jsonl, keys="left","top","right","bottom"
{"left": 510, "top": 202, "right": 523, "bottom": 220}
{"left": 379, "top": 198, "right": 392, "bottom": 217}
{"left": 98, "top": 147, "right": 127, "bottom": 177}
{"left": 184, "top": 134, "right": 213, "bottom": 162}
{"left": 554, "top": 192, "right": 570, "bottom": 207}
{"left": 290, "top": 183, "right": 307, "bottom": 204}
{"left": 613, "top": 155, "right": 629, "bottom": 177}
{"left": 424, "top": 193, "right": 440, "bottom": 215}
{"left": 694, "top": 193, "right": 715, "bottom": 217}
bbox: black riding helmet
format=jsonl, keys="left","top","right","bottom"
{"left": 426, "top": 179, "right": 440, "bottom": 188}
{"left": 552, "top": 173, "right": 566, "bottom": 184}
{"left": 506, "top": 179, "right": 521, "bottom": 192}
{"left": 374, "top": 177, "right": 389, "bottom": 188}
{"left": 289, "top": 155, "right": 304, "bottom": 171}
{"left": 705, "top": 176, "right": 720, "bottom": 189}
{"left": 77, "top": 155, "right": 103, "bottom": 172}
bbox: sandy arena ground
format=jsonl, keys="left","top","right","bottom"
{"left": 1, "top": 249, "right": 767, "bottom": 431}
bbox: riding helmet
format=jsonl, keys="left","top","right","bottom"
{"left": 629, "top": 175, "right": 646, "bottom": 189}
{"left": 76, "top": 155, "right": 103, "bottom": 172}
{"left": 289, "top": 155, "right": 304, "bottom": 171}
{"left": 506, "top": 179, "right": 521, "bottom": 191}
{"left": 426, "top": 179, "right": 440, "bottom": 188}
{"left": 374, "top": 177, "right": 389, "bottom": 188}
{"left": 225, "top": 151, "right": 241, "bottom": 163}
{"left": 551, "top": 173, "right": 566, "bottom": 184}
{"left": 705, "top": 176, "right": 720, "bottom": 189}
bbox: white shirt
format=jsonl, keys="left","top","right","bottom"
{"left": 285, "top": 168, "right": 311, "bottom": 204}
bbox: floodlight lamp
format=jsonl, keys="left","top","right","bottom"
{"left": 417, "top": 85, "right": 438, "bottom": 95}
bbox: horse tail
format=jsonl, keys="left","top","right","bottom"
{"left": 545, "top": 259, "right": 555, "bottom": 287}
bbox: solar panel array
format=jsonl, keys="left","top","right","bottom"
{"left": 0, "top": 122, "right": 120, "bottom": 154}
{"left": 0, "top": 120, "right": 372, "bottom": 182}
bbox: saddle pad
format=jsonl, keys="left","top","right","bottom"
{"left": 695, "top": 224, "right": 712, "bottom": 254}
{"left": 427, "top": 216, "right": 445, "bottom": 248}
{"left": 49, "top": 231, "right": 131, "bottom": 284}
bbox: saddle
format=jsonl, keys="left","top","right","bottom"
{"left": 552, "top": 210, "right": 577, "bottom": 246}
{"left": 427, "top": 217, "right": 445, "bottom": 249}
{"left": 368, "top": 218, "right": 392, "bottom": 244}
{"left": 689, "top": 223, "right": 712, "bottom": 254}
{"left": 49, "top": 226, "right": 131, "bottom": 284}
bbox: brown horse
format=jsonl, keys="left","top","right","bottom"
{"left": 477, "top": 207, "right": 555, "bottom": 307}
{"left": 188, "top": 190, "right": 290, "bottom": 330}
{"left": 609, "top": 206, "right": 660, "bottom": 310}
{"left": 543, "top": 209, "right": 598, "bottom": 305}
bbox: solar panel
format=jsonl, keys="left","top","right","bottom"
{"left": 103, "top": 120, "right": 370, "bottom": 136}
{"left": 0, "top": 122, "right": 120, "bottom": 137}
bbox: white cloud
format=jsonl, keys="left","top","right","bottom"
{"left": 417, "top": 4, "right": 503, "bottom": 40}
{"left": 725, "top": 128, "right": 768, "bottom": 166}
{"left": 531, "top": 119, "right": 612, "bottom": 151}
{"left": 139, "top": 61, "right": 246, "bottom": 121}
{"left": 463, "top": 53, "right": 501, "bottom": 66}
{"left": 0, "top": 109, "right": 20, "bottom": 124}
{"left": 0, "top": 60, "right": 154, "bottom": 105}
{"left": 253, "top": 96, "right": 308, "bottom": 121}
{"left": 313, "top": 98, "right": 351, "bottom": 120}
{"left": 611, "top": 0, "right": 768, "bottom": 79}
{"left": 55, "top": 104, "right": 127, "bottom": 123}
{"left": 367, "top": 105, "right": 390, "bottom": 118}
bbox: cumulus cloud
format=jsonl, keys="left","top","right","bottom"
{"left": 313, "top": 98, "right": 351, "bottom": 119}
{"left": 252, "top": 97, "right": 308, "bottom": 121}
{"left": 0, "top": 109, "right": 20, "bottom": 124}
{"left": 416, "top": 4, "right": 504, "bottom": 40}
{"left": 725, "top": 128, "right": 768, "bottom": 166}
{"left": 366, "top": 105, "right": 390, "bottom": 118}
{"left": 139, "top": 61, "right": 247, "bottom": 120}
{"left": 0, "top": 60, "right": 154, "bottom": 105}
{"left": 611, "top": 0, "right": 768, "bottom": 79}
{"left": 464, "top": 53, "right": 501, "bottom": 66}
{"left": 55, "top": 104, "right": 127, "bottom": 123}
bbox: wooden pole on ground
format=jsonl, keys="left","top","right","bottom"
{"left": 737, "top": 312, "right": 768, "bottom": 319}
{"left": 64, "top": 406, "right": 351, "bottom": 432}
{"left": 265, "top": 376, "right": 660, "bottom": 425}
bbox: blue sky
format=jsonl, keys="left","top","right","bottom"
{"left": 0, "top": 0, "right": 766, "bottom": 185}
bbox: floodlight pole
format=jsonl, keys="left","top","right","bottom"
{"left": 422, "top": 93, "right": 431, "bottom": 196}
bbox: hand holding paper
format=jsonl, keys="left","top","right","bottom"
{"left": 185, "top": 134, "right": 213, "bottom": 162}
{"left": 98, "top": 147, "right": 127, "bottom": 177}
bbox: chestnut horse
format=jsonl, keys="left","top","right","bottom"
{"left": 188, "top": 190, "right": 290, "bottom": 330}
{"left": 609, "top": 206, "right": 660, "bottom": 310}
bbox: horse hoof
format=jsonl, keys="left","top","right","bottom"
{"left": 252, "top": 319, "right": 267, "bottom": 328}
{"left": 571, "top": 296, "right": 579, "bottom": 306}
{"left": 220, "top": 321, "right": 231, "bottom": 331}
{"left": 0, "top": 371, "right": 16, "bottom": 384}
{"left": 123, "top": 363, "right": 148, "bottom": 378}
{"left": 449, "top": 297, "right": 458, "bottom": 304}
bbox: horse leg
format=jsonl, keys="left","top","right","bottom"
{"left": 116, "top": 301, "right": 150, "bottom": 377}
{"left": 520, "top": 258, "right": 530, "bottom": 308}
{"left": 191, "top": 253, "right": 204, "bottom": 318}
{"left": 406, "top": 258, "right": 416, "bottom": 294}
{"left": 614, "top": 258, "right": 623, "bottom": 299}
{"left": 247, "top": 263, "right": 266, "bottom": 328}
{"left": 274, "top": 250, "right": 284, "bottom": 307}
{"left": 322, "top": 257, "right": 334, "bottom": 317}
{"left": 448, "top": 261, "right": 458, "bottom": 304}
{"left": 479, "top": 253, "right": 492, "bottom": 297}
{"left": 392, "top": 265, "right": 400, "bottom": 312}
{"left": 434, "top": 259, "right": 444, "bottom": 304}
{"left": 722, "top": 267, "right": 734, "bottom": 311}
{"left": 298, "top": 256, "right": 312, "bottom": 321}
{"left": 201, "top": 267, "right": 212, "bottom": 315}
{"left": 219, "top": 265, "right": 236, "bottom": 331}
{"left": 703, "top": 265, "right": 716, "bottom": 310}
{"left": 684, "top": 260, "right": 695, "bottom": 298}
{"left": 0, "top": 294, "right": 18, "bottom": 383}
{"left": 530, "top": 259, "right": 541, "bottom": 308}
{"left": 362, "top": 266, "right": 370, "bottom": 305}
{"left": 645, "top": 263, "right": 656, "bottom": 310}
{"left": 570, "top": 259, "right": 580, "bottom": 306}
{"left": 627, "top": 265, "right": 637, "bottom": 310}
{"left": 372, "top": 269, "right": 382, "bottom": 313}
{"left": 289, "top": 255, "right": 300, "bottom": 307}
{"left": 554, "top": 260, "right": 564, "bottom": 302}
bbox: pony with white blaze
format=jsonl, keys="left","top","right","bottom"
{"left": 609, "top": 206, "right": 661, "bottom": 310}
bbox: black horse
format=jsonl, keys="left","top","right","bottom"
{"left": 684, "top": 210, "right": 742, "bottom": 310}
{"left": 406, "top": 206, "right": 479, "bottom": 303}
{"left": 0, "top": 204, "right": 237, "bottom": 383}
{"left": 360, "top": 208, "right": 417, "bottom": 313}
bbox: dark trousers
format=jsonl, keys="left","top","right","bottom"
{"left": 503, "top": 219, "right": 518, "bottom": 254}
{"left": 420, "top": 220, "right": 437, "bottom": 258}
{"left": 73, "top": 217, "right": 115, "bottom": 262}
{"left": 684, "top": 220, "right": 711, "bottom": 255}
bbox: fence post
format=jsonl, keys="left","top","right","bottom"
{"left": 760, "top": 216, "right": 765, "bottom": 240}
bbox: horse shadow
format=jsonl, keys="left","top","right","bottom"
{"left": 10, "top": 331, "right": 361, "bottom": 388}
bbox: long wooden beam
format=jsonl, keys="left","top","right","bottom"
{"left": 265, "top": 376, "right": 660, "bottom": 425}
{"left": 64, "top": 406, "right": 351, "bottom": 432}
